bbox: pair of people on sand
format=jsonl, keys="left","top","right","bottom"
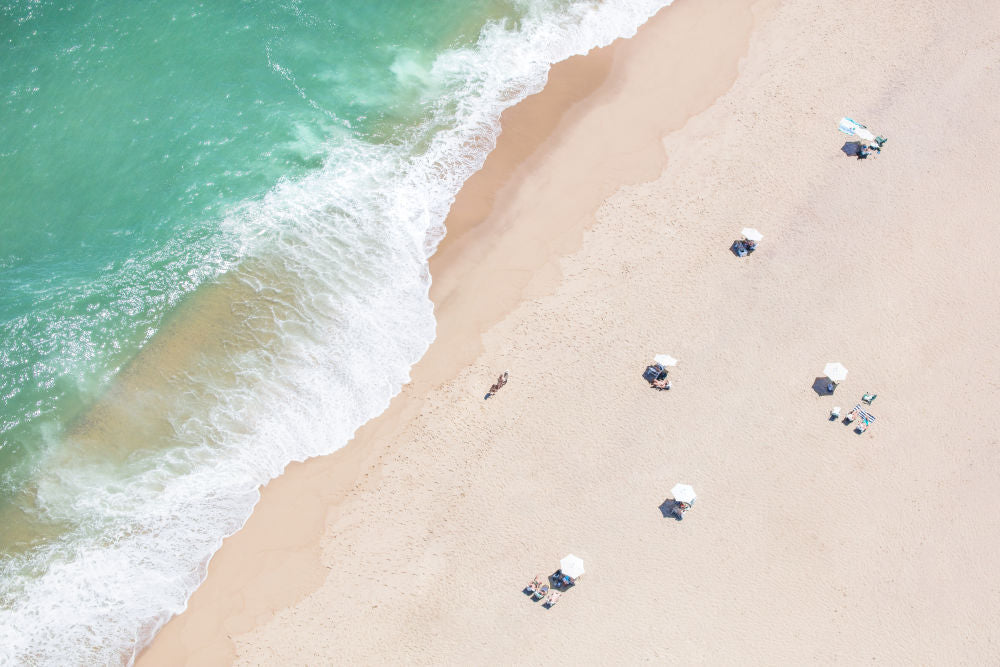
{"left": 858, "top": 136, "right": 887, "bottom": 160}
{"left": 484, "top": 370, "right": 509, "bottom": 399}
{"left": 525, "top": 576, "right": 561, "bottom": 605}
{"left": 553, "top": 571, "right": 576, "bottom": 588}
{"left": 652, "top": 377, "right": 672, "bottom": 390}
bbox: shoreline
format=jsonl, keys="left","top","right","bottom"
{"left": 138, "top": 0, "right": 761, "bottom": 662}
{"left": 142, "top": 0, "right": 1000, "bottom": 663}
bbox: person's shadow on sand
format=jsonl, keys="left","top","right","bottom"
{"left": 658, "top": 499, "right": 685, "bottom": 521}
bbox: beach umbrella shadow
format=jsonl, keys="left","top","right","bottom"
{"left": 841, "top": 141, "right": 863, "bottom": 157}
{"left": 658, "top": 499, "right": 685, "bottom": 521}
{"left": 812, "top": 376, "right": 835, "bottom": 396}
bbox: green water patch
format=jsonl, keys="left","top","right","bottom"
{"left": 0, "top": 0, "right": 519, "bottom": 473}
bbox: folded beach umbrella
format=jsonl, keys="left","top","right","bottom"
{"left": 671, "top": 483, "right": 697, "bottom": 506}
{"left": 838, "top": 117, "right": 875, "bottom": 142}
{"left": 823, "top": 362, "right": 848, "bottom": 383}
{"left": 560, "top": 554, "right": 585, "bottom": 579}
{"left": 654, "top": 354, "right": 678, "bottom": 368}
{"left": 741, "top": 228, "right": 763, "bottom": 242}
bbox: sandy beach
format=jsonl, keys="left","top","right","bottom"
{"left": 140, "top": 0, "right": 1000, "bottom": 663}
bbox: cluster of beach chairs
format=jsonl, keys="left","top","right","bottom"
{"left": 830, "top": 393, "right": 878, "bottom": 433}
{"left": 523, "top": 555, "right": 584, "bottom": 609}
{"left": 524, "top": 570, "right": 577, "bottom": 608}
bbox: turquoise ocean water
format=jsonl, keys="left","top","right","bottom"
{"left": 0, "top": 0, "right": 670, "bottom": 662}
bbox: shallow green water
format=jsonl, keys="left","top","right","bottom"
{"left": 1, "top": 0, "right": 512, "bottom": 481}
{"left": 0, "top": 0, "right": 669, "bottom": 662}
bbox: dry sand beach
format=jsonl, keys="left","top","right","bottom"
{"left": 141, "top": 0, "right": 1000, "bottom": 663}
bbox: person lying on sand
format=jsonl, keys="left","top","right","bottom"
{"left": 652, "top": 378, "right": 671, "bottom": 390}
{"left": 484, "top": 370, "right": 510, "bottom": 399}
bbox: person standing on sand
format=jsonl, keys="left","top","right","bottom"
{"left": 484, "top": 370, "right": 509, "bottom": 400}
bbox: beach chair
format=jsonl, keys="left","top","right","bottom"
{"left": 544, "top": 591, "right": 562, "bottom": 607}
{"left": 845, "top": 405, "right": 861, "bottom": 423}
{"left": 856, "top": 410, "right": 875, "bottom": 434}
{"left": 732, "top": 240, "right": 749, "bottom": 257}
{"left": 532, "top": 583, "right": 549, "bottom": 601}
{"left": 830, "top": 406, "right": 841, "bottom": 420}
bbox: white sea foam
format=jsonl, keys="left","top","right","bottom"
{"left": 0, "top": 0, "right": 672, "bottom": 663}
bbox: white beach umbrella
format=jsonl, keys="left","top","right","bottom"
{"left": 855, "top": 126, "right": 875, "bottom": 142}
{"left": 823, "top": 362, "right": 848, "bottom": 383}
{"left": 741, "top": 228, "right": 763, "bottom": 242}
{"left": 838, "top": 117, "right": 875, "bottom": 142}
{"left": 654, "top": 354, "right": 678, "bottom": 368}
{"left": 560, "top": 554, "right": 585, "bottom": 579}
{"left": 671, "top": 483, "right": 697, "bottom": 505}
